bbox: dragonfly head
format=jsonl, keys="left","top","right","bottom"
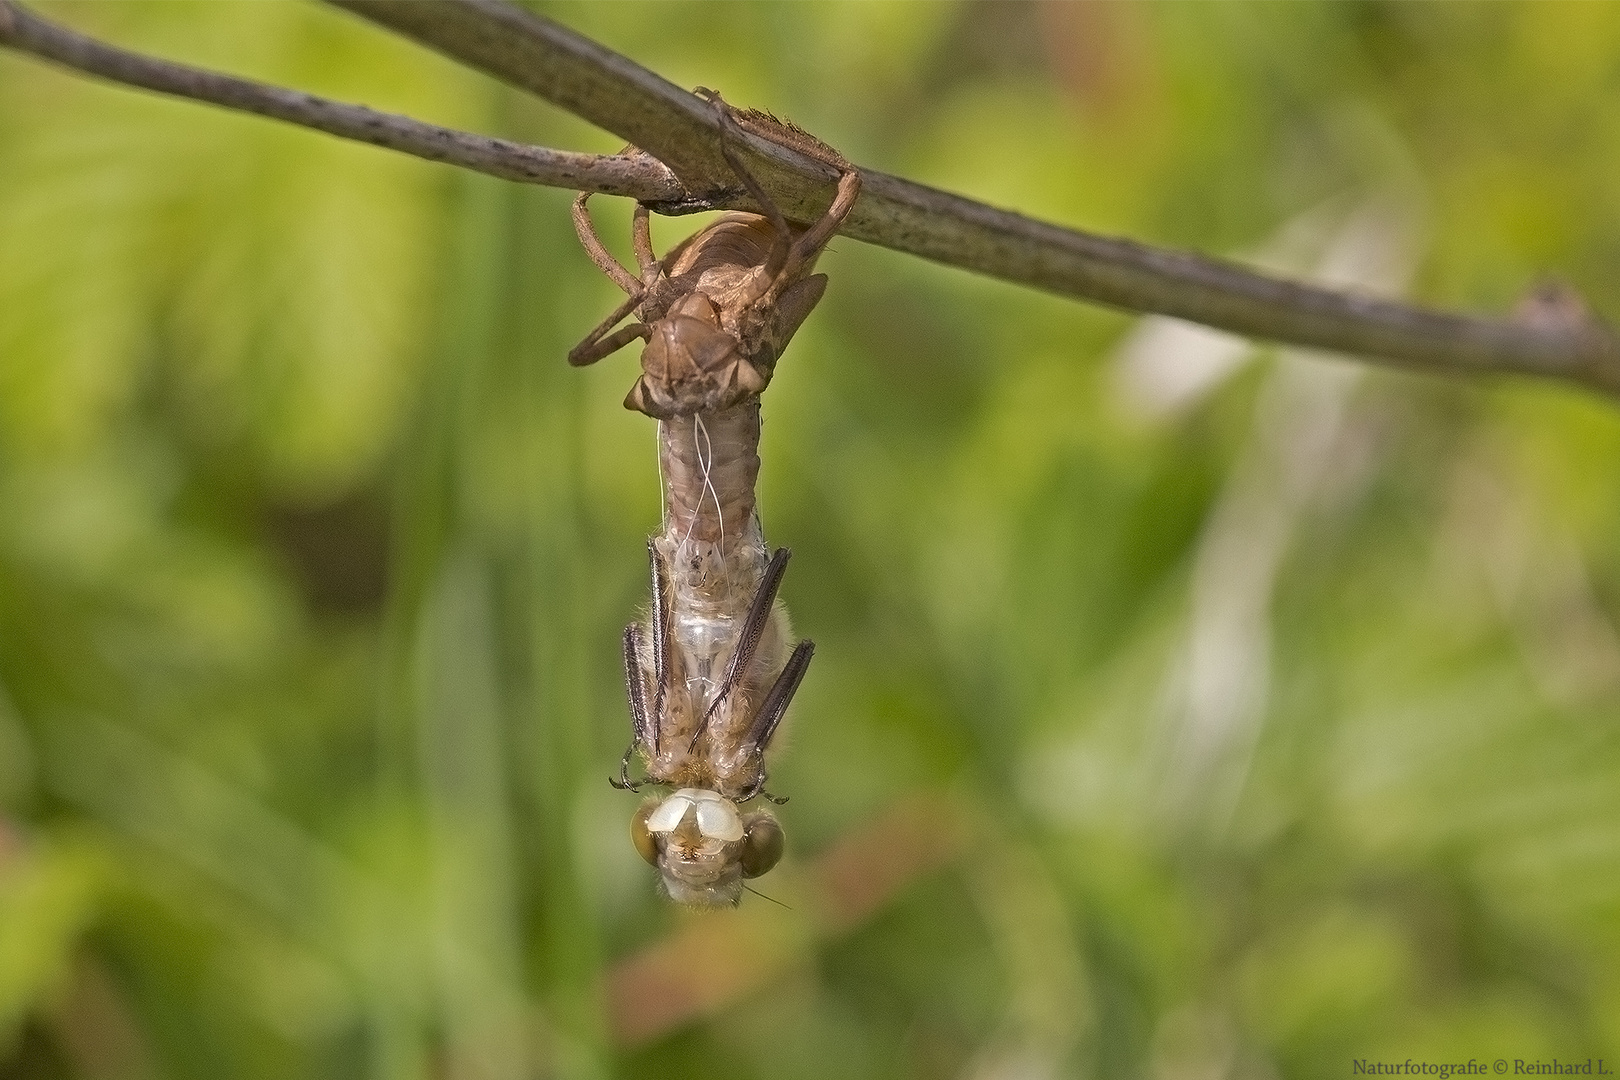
{"left": 631, "top": 788, "right": 784, "bottom": 907}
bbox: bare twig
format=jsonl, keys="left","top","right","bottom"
{"left": 0, "top": 0, "right": 688, "bottom": 203}
{"left": 5, "top": 0, "right": 1620, "bottom": 398}
{"left": 320, "top": 1, "right": 1620, "bottom": 400}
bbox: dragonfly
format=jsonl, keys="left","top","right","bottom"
{"left": 569, "top": 92, "right": 861, "bottom": 906}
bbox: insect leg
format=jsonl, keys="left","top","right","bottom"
{"left": 738, "top": 776, "right": 789, "bottom": 805}
{"left": 697, "top": 89, "right": 793, "bottom": 284}
{"left": 622, "top": 623, "right": 654, "bottom": 752}
{"left": 689, "top": 546, "right": 793, "bottom": 750}
{"left": 647, "top": 539, "right": 671, "bottom": 754}
{"left": 631, "top": 203, "right": 660, "bottom": 279}
{"left": 567, "top": 309, "right": 652, "bottom": 368}
{"left": 768, "top": 167, "right": 862, "bottom": 305}
{"left": 608, "top": 741, "right": 641, "bottom": 791}
{"left": 572, "top": 192, "right": 642, "bottom": 295}
{"left": 698, "top": 90, "right": 862, "bottom": 308}
{"left": 568, "top": 191, "right": 667, "bottom": 366}
{"left": 744, "top": 638, "right": 814, "bottom": 756}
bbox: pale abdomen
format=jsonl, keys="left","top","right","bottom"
{"left": 648, "top": 402, "right": 789, "bottom": 793}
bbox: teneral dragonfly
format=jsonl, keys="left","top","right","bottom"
{"left": 569, "top": 94, "right": 860, "bottom": 906}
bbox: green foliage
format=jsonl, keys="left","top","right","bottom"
{"left": 2, "top": 2, "right": 1620, "bottom": 1078}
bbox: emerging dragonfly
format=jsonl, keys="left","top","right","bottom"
{"left": 569, "top": 93, "right": 860, "bottom": 906}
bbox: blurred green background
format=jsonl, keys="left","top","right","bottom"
{"left": 4, "top": 2, "right": 1620, "bottom": 1078}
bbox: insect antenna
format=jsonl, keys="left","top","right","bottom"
{"left": 741, "top": 884, "right": 793, "bottom": 910}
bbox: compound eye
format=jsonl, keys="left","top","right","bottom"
{"left": 630, "top": 801, "right": 661, "bottom": 866}
{"left": 739, "top": 812, "right": 784, "bottom": 879}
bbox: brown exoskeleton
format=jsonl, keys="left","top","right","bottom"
{"left": 569, "top": 92, "right": 860, "bottom": 906}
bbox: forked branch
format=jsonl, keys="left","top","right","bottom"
{"left": 4, "top": 0, "right": 1619, "bottom": 398}
{"left": 0, "top": 0, "right": 690, "bottom": 202}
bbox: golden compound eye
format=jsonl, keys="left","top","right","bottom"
{"left": 739, "top": 812, "right": 784, "bottom": 878}
{"left": 630, "top": 801, "right": 661, "bottom": 866}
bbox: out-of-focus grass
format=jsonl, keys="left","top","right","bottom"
{"left": 3, "top": 3, "right": 1620, "bottom": 1078}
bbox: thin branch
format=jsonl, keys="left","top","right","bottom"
{"left": 0, "top": 0, "right": 688, "bottom": 203}
{"left": 327, "top": 0, "right": 737, "bottom": 188}
{"left": 6, "top": 0, "right": 1620, "bottom": 399}
{"left": 327, "top": 0, "right": 1620, "bottom": 399}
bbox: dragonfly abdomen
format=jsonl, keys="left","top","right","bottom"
{"left": 658, "top": 403, "right": 762, "bottom": 549}
{"left": 653, "top": 399, "right": 786, "bottom": 786}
